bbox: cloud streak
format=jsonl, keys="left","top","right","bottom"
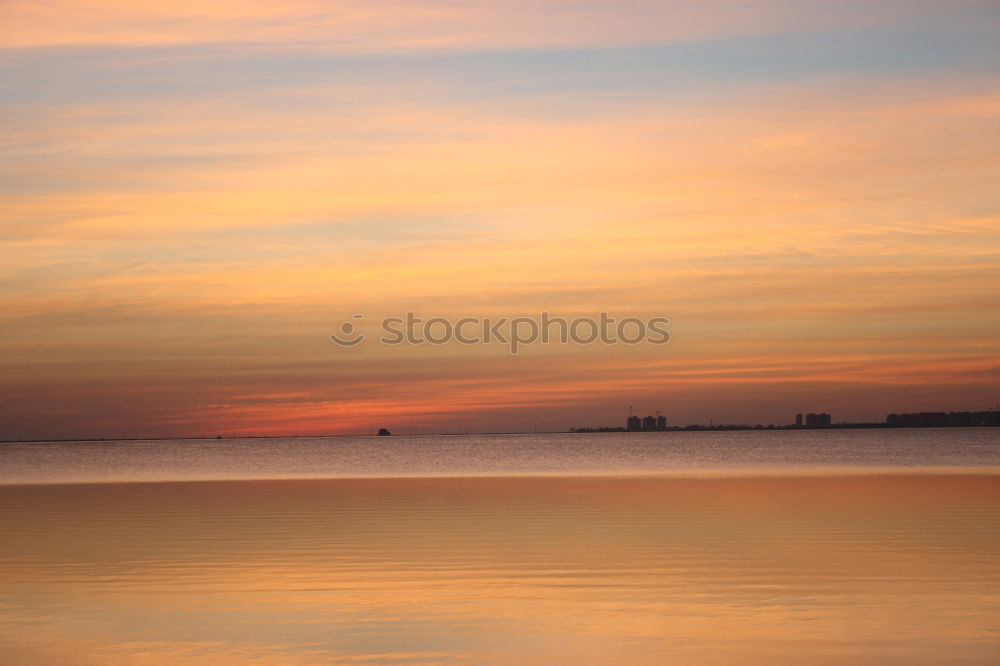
{"left": 7, "top": 0, "right": 994, "bottom": 51}
{"left": 1, "top": 0, "right": 999, "bottom": 437}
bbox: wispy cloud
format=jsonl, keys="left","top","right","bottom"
{"left": 7, "top": 0, "right": 994, "bottom": 51}
{"left": 1, "top": 0, "right": 998, "bottom": 437}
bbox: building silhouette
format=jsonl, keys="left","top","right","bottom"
{"left": 886, "top": 411, "right": 1000, "bottom": 427}
{"left": 795, "top": 413, "right": 803, "bottom": 427}
{"left": 804, "top": 413, "right": 831, "bottom": 428}
{"left": 626, "top": 414, "right": 669, "bottom": 431}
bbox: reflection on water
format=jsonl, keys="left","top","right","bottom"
{"left": 1, "top": 475, "right": 998, "bottom": 664}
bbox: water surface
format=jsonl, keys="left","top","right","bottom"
{"left": 1, "top": 431, "right": 998, "bottom": 664}
{"left": 2, "top": 428, "right": 998, "bottom": 484}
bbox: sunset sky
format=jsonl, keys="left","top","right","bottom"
{"left": 2, "top": 0, "right": 999, "bottom": 438}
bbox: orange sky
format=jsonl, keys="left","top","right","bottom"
{"left": 1, "top": 0, "right": 999, "bottom": 438}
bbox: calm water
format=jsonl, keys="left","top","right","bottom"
{"left": 2, "top": 428, "right": 999, "bottom": 484}
{"left": 1, "top": 430, "right": 998, "bottom": 664}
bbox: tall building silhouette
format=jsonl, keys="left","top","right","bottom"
{"left": 805, "top": 413, "right": 831, "bottom": 428}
